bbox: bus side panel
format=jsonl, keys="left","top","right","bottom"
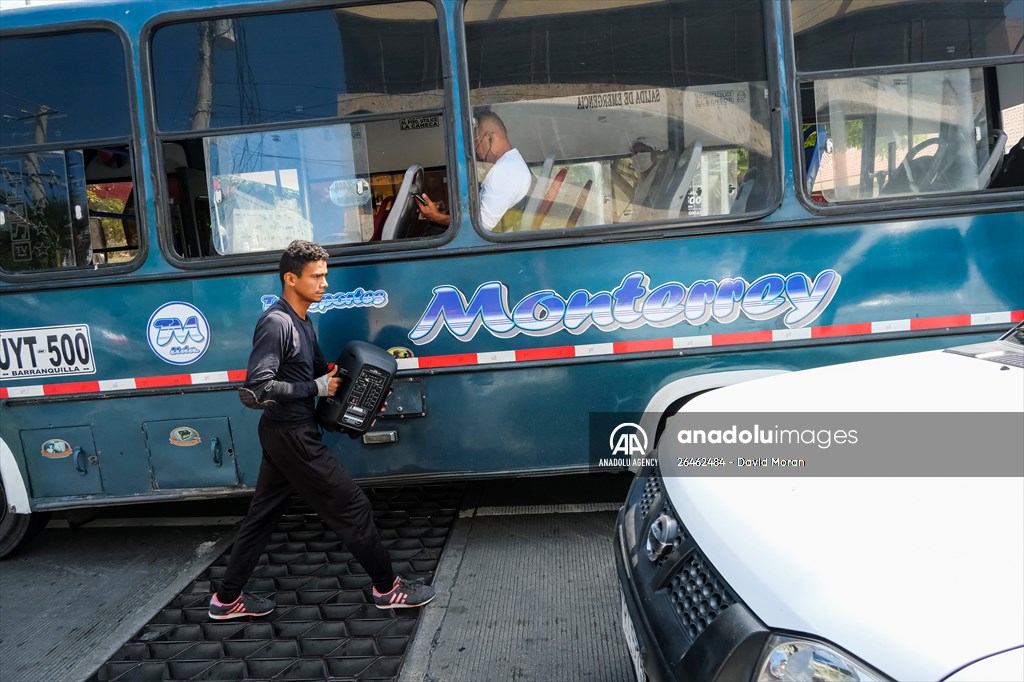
{"left": 2, "top": 210, "right": 1021, "bottom": 497}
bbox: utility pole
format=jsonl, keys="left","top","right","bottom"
{"left": 192, "top": 22, "right": 214, "bottom": 131}
{"left": 7, "top": 106, "right": 64, "bottom": 204}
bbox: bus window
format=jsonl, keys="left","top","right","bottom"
{"left": 792, "top": 0, "right": 1023, "bottom": 71}
{"left": 803, "top": 66, "right": 1024, "bottom": 202}
{"left": 0, "top": 31, "right": 138, "bottom": 275}
{"left": 150, "top": 3, "right": 447, "bottom": 259}
{"left": 793, "top": 0, "right": 1024, "bottom": 205}
{"left": 464, "top": 0, "right": 777, "bottom": 234}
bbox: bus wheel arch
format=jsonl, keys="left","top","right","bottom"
{"left": 0, "top": 437, "right": 49, "bottom": 559}
{"left": 640, "top": 369, "right": 788, "bottom": 453}
{"left": 0, "top": 486, "right": 50, "bottom": 559}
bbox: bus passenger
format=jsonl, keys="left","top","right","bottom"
{"left": 417, "top": 111, "right": 532, "bottom": 230}
{"left": 209, "top": 240, "right": 435, "bottom": 619}
{"left": 612, "top": 137, "right": 665, "bottom": 222}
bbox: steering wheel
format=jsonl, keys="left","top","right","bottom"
{"left": 884, "top": 137, "right": 952, "bottom": 194}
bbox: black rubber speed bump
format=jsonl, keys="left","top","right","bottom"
{"left": 89, "top": 483, "right": 463, "bottom": 681}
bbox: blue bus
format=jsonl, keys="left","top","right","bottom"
{"left": 2, "top": 0, "right": 1022, "bottom": 557}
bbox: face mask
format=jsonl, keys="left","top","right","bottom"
{"left": 632, "top": 152, "right": 653, "bottom": 173}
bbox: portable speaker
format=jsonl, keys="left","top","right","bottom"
{"left": 316, "top": 341, "right": 397, "bottom": 434}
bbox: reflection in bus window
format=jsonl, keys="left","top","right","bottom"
{"left": 802, "top": 68, "right": 1019, "bottom": 201}
{"left": 205, "top": 125, "right": 367, "bottom": 253}
{"left": 792, "top": 0, "right": 1023, "bottom": 72}
{"left": 151, "top": 3, "right": 447, "bottom": 259}
{"left": 794, "top": 0, "right": 1024, "bottom": 205}
{"left": 0, "top": 147, "right": 138, "bottom": 273}
{"left": 465, "top": 0, "right": 776, "bottom": 234}
{"left": 0, "top": 30, "right": 138, "bottom": 275}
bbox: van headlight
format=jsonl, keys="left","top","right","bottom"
{"left": 757, "top": 636, "right": 886, "bottom": 682}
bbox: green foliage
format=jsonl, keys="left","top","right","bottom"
{"left": 804, "top": 128, "right": 818, "bottom": 149}
{"left": 845, "top": 119, "right": 864, "bottom": 149}
{"left": 86, "top": 184, "right": 135, "bottom": 263}
{"left": 86, "top": 185, "right": 127, "bottom": 247}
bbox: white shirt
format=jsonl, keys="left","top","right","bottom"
{"left": 479, "top": 148, "right": 532, "bottom": 230}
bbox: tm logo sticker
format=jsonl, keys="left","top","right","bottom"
{"left": 147, "top": 302, "right": 210, "bottom": 365}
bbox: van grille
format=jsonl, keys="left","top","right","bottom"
{"left": 668, "top": 550, "right": 736, "bottom": 639}
{"left": 638, "top": 472, "right": 661, "bottom": 520}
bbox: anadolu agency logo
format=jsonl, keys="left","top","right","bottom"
{"left": 610, "top": 422, "right": 648, "bottom": 456}
{"left": 147, "top": 301, "right": 210, "bottom": 365}
{"left": 598, "top": 422, "right": 657, "bottom": 469}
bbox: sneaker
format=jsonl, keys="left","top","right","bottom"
{"left": 372, "top": 575, "right": 436, "bottom": 609}
{"left": 208, "top": 592, "right": 275, "bottom": 620}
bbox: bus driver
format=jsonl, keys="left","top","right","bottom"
{"left": 417, "top": 111, "right": 531, "bottom": 231}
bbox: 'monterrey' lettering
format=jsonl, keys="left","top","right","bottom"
{"left": 408, "top": 270, "right": 841, "bottom": 344}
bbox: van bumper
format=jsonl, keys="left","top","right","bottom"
{"left": 614, "top": 469, "right": 770, "bottom": 681}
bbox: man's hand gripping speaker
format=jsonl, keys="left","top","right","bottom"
{"left": 316, "top": 341, "right": 397, "bottom": 434}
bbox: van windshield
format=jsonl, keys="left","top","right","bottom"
{"left": 999, "top": 322, "right": 1024, "bottom": 348}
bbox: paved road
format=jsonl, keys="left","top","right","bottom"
{"left": 0, "top": 519, "right": 236, "bottom": 682}
{"left": 402, "top": 503, "right": 633, "bottom": 682}
{"left": 0, "top": 474, "right": 635, "bottom": 681}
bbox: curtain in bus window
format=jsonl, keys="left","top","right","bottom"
{"left": 151, "top": 3, "right": 442, "bottom": 132}
{"left": 464, "top": 0, "right": 776, "bottom": 233}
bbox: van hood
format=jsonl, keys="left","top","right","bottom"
{"left": 661, "top": 349, "right": 1024, "bottom": 680}
{"left": 945, "top": 647, "right": 1024, "bottom": 681}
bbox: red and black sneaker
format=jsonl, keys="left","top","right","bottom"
{"left": 208, "top": 592, "right": 275, "bottom": 619}
{"left": 372, "top": 575, "right": 436, "bottom": 609}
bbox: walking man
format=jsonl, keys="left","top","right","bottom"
{"left": 209, "top": 239, "right": 435, "bottom": 619}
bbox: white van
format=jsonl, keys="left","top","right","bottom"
{"left": 615, "top": 324, "right": 1024, "bottom": 681}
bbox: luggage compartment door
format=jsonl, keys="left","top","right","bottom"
{"left": 21, "top": 426, "right": 104, "bottom": 498}
{"left": 143, "top": 418, "right": 238, "bottom": 489}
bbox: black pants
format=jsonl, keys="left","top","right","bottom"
{"left": 218, "top": 416, "right": 394, "bottom": 601}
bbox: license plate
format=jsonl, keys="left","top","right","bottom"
{"left": 620, "top": 591, "right": 646, "bottom": 682}
{"left": 0, "top": 324, "right": 95, "bottom": 380}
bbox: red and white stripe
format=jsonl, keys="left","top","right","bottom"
{"left": 2, "top": 310, "right": 1020, "bottom": 399}
{"left": 0, "top": 369, "right": 247, "bottom": 399}
{"left": 394, "top": 309, "right": 1023, "bottom": 370}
